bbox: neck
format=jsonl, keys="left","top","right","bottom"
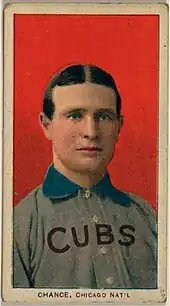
{"left": 53, "top": 157, "right": 106, "bottom": 189}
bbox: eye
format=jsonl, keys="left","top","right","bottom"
{"left": 66, "top": 112, "right": 83, "bottom": 120}
{"left": 95, "top": 111, "right": 116, "bottom": 121}
{"left": 98, "top": 114, "right": 109, "bottom": 121}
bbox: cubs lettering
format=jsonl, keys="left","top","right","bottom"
{"left": 47, "top": 224, "right": 135, "bottom": 253}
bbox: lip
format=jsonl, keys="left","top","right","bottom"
{"left": 77, "top": 147, "right": 102, "bottom": 151}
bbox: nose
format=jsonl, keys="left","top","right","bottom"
{"left": 82, "top": 116, "right": 99, "bottom": 140}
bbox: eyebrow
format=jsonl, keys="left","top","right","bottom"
{"left": 61, "top": 108, "right": 117, "bottom": 115}
{"left": 61, "top": 108, "right": 87, "bottom": 115}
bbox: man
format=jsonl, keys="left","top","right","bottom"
{"left": 13, "top": 64, "right": 157, "bottom": 289}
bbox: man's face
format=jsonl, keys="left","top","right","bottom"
{"left": 42, "top": 83, "right": 123, "bottom": 174}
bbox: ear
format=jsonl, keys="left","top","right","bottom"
{"left": 118, "top": 115, "right": 123, "bottom": 133}
{"left": 39, "top": 112, "right": 52, "bottom": 140}
{"left": 115, "top": 115, "right": 123, "bottom": 143}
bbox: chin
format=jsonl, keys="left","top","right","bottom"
{"left": 73, "top": 161, "right": 106, "bottom": 174}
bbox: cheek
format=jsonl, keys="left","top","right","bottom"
{"left": 100, "top": 122, "right": 119, "bottom": 138}
{"left": 50, "top": 122, "right": 77, "bottom": 147}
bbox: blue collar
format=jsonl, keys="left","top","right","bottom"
{"left": 42, "top": 164, "right": 132, "bottom": 207}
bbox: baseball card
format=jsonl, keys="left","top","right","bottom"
{"left": 2, "top": 2, "right": 168, "bottom": 304}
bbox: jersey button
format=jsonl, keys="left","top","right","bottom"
{"left": 84, "top": 190, "right": 91, "bottom": 199}
{"left": 92, "top": 214, "right": 99, "bottom": 223}
{"left": 105, "top": 276, "right": 114, "bottom": 285}
{"left": 100, "top": 247, "right": 107, "bottom": 255}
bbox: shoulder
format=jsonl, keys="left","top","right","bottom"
{"left": 15, "top": 185, "right": 41, "bottom": 213}
{"left": 14, "top": 184, "right": 54, "bottom": 224}
{"left": 109, "top": 183, "right": 157, "bottom": 233}
{"left": 125, "top": 191, "right": 157, "bottom": 233}
{"left": 126, "top": 191, "right": 156, "bottom": 217}
{"left": 14, "top": 185, "right": 46, "bottom": 224}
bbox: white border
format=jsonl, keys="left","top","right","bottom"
{"left": 2, "top": 3, "right": 168, "bottom": 304}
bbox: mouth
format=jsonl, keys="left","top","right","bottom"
{"left": 77, "top": 147, "right": 102, "bottom": 152}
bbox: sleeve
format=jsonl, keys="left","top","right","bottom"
{"left": 13, "top": 193, "right": 37, "bottom": 288}
{"left": 13, "top": 238, "right": 31, "bottom": 287}
{"left": 124, "top": 192, "right": 157, "bottom": 288}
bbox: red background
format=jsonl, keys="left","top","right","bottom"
{"left": 14, "top": 14, "right": 158, "bottom": 209}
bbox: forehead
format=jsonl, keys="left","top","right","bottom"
{"left": 52, "top": 83, "right": 117, "bottom": 111}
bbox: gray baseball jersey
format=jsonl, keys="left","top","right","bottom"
{"left": 13, "top": 164, "right": 157, "bottom": 288}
